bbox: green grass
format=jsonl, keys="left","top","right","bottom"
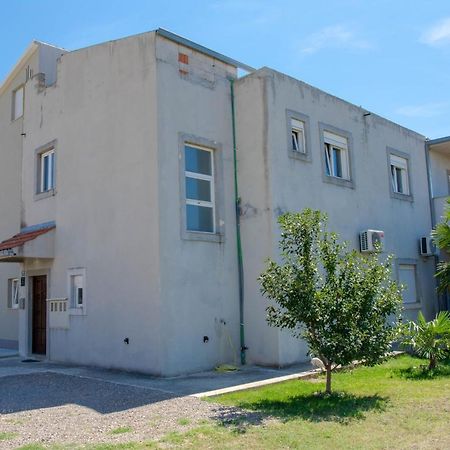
{"left": 11, "top": 356, "right": 450, "bottom": 449}
{"left": 109, "top": 427, "right": 133, "bottom": 435}
{"left": 177, "top": 418, "right": 191, "bottom": 426}
{"left": 0, "top": 431, "right": 17, "bottom": 441}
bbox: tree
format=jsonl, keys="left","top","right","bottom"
{"left": 431, "top": 198, "right": 450, "bottom": 294}
{"left": 400, "top": 311, "right": 450, "bottom": 370}
{"left": 259, "top": 209, "right": 402, "bottom": 394}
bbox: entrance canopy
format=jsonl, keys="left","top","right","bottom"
{"left": 0, "top": 222, "right": 55, "bottom": 262}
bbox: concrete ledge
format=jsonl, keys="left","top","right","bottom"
{"left": 192, "top": 368, "right": 322, "bottom": 398}
{"left": 194, "top": 351, "right": 404, "bottom": 398}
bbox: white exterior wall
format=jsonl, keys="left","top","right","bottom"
{"left": 21, "top": 34, "right": 163, "bottom": 373}
{"left": 155, "top": 37, "right": 241, "bottom": 375}
{"left": 0, "top": 46, "right": 59, "bottom": 349}
{"left": 236, "top": 68, "right": 438, "bottom": 367}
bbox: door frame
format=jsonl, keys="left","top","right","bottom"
{"left": 26, "top": 269, "right": 50, "bottom": 358}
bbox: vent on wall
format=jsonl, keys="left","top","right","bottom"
{"left": 360, "top": 230, "right": 385, "bottom": 253}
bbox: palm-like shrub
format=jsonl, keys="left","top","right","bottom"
{"left": 431, "top": 198, "right": 450, "bottom": 293}
{"left": 400, "top": 311, "right": 450, "bottom": 370}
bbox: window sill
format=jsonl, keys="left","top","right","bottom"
{"left": 34, "top": 189, "right": 56, "bottom": 202}
{"left": 322, "top": 174, "right": 354, "bottom": 189}
{"left": 182, "top": 230, "right": 224, "bottom": 243}
{"left": 69, "top": 307, "right": 86, "bottom": 316}
{"left": 390, "top": 191, "right": 413, "bottom": 202}
{"left": 288, "top": 150, "right": 311, "bottom": 162}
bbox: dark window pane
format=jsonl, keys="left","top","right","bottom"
{"left": 396, "top": 167, "right": 403, "bottom": 193}
{"left": 324, "top": 145, "right": 331, "bottom": 176}
{"left": 332, "top": 147, "right": 342, "bottom": 178}
{"left": 185, "top": 146, "right": 212, "bottom": 175}
{"left": 186, "top": 205, "right": 214, "bottom": 232}
{"left": 186, "top": 177, "right": 211, "bottom": 201}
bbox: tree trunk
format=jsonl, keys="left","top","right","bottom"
{"left": 429, "top": 354, "right": 437, "bottom": 370}
{"left": 325, "top": 364, "right": 332, "bottom": 394}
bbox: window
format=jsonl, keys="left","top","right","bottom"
{"left": 390, "top": 154, "right": 409, "bottom": 195}
{"left": 38, "top": 149, "right": 55, "bottom": 193}
{"left": 70, "top": 275, "right": 84, "bottom": 308}
{"left": 398, "top": 264, "right": 417, "bottom": 304}
{"left": 12, "top": 86, "right": 24, "bottom": 120}
{"left": 291, "top": 118, "right": 306, "bottom": 154}
{"left": 184, "top": 144, "right": 215, "bottom": 233}
{"left": 7, "top": 278, "right": 19, "bottom": 309}
{"left": 324, "top": 131, "right": 350, "bottom": 180}
{"left": 67, "top": 268, "right": 86, "bottom": 315}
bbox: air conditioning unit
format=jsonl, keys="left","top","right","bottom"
{"left": 360, "top": 230, "right": 385, "bottom": 253}
{"left": 419, "top": 236, "right": 433, "bottom": 256}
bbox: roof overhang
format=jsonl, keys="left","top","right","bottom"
{"left": 0, "top": 222, "right": 55, "bottom": 262}
{"left": 427, "top": 136, "right": 450, "bottom": 155}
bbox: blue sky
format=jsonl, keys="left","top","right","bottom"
{"left": 2, "top": 0, "right": 450, "bottom": 138}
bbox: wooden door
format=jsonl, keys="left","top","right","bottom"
{"left": 32, "top": 275, "right": 47, "bottom": 354}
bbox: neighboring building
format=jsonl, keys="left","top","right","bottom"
{"left": 427, "top": 136, "right": 450, "bottom": 310}
{"left": 0, "top": 41, "right": 66, "bottom": 350}
{"left": 0, "top": 29, "right": 443, "bottom": 374}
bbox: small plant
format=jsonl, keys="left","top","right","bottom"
{"left": 400, "top": 311, "right": 450, "bottom": 370}
{"left": 109, "top": 426, "right": 133, "bottom": 435}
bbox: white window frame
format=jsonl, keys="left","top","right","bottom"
{"left": 39, "top": 149, "right": 55, "bottom": 193}
{"left": 323, "top": 131, "right": 350, "bottom": 180}
{"left": 291, "top": 118, "right": 306, "bottom": 154}
{"left": 390, "top": 154, "right": 409, "bottom": 195}
{"left": 184, "top": 144, "right": 216, "bottom": 234}
{"left": 12, "top": 86, "right": 24, "bottom": 120}
{"left": 8, "top": 278, "right": 20, "bottom": 309}
{"left": 67, "top": 268, "right": 86, "bottom": 315}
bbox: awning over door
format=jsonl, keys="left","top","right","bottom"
{"left": 0, "top": 222, "right": 55, "bottom": 262}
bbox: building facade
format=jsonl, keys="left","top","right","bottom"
{"left": 0, "top": 29, "right": 443, "bottom": 374}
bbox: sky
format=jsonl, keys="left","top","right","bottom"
{"left": 1, "top": 0, "right": 450, "bottom": 139}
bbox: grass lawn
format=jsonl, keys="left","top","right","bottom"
{"left": 8, "top": 356, "right": 450, "bottom": 449}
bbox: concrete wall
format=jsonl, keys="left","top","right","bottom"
{"left": 0, "top": 49, "right": 40, "bottom": 348}
{"left": 155, "top": 36, "right": 241, "bottom": 375}
{"left": 21, "top": 33, "right": 163, "bottom": 373}
{"left": 236, "top": 68, "right": 438, "bottom": 367}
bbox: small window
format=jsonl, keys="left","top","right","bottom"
{"left": 38, "top": 149, "right": 55, "bottom": 193}
{"left": 398, "top": 264, "right": 417, "bottom": 304}
{"left": 7, "top": 278, "right": 19, "bottom": 309}
{"left": 291, "top": 118, "right": 306, "bottom": 154}
{"left": 12, "top": 86, "right": 24, "bottom": 120}
{"left": 324, "top": 131, "right": 350, "bottom": 180}
{"left": 390, "top": 154, "right": 409, "bottom": 195}
{"left": 184, "top": 144, "right": 215, "bottom": 233}
{"left": 70, "top": 274, "right": 84, "bottom": 308}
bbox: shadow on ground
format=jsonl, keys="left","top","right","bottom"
{"left": 0, "top": 372, "right": 174, "bottom": 414}
{"left": 226, "top": 392, "right": 388, "bottom": 424}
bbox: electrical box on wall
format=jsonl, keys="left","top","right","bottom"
{"left": 360, "top": 230, "right": 385, "bottom": 253}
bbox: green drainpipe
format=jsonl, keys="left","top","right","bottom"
{"left": 229, "top": 78, "right": 246, "bottom": 365}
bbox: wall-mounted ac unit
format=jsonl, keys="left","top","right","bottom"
{"left": 419, "top": 236, "right": 433, "bottom": 256}
{"left": 360, "top": 230, "right": 385, "bottom": 253}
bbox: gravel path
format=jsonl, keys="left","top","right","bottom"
{"left": 0, "top": 372, "right": 259, "bottom": 449}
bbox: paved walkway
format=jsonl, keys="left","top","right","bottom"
{"left": 0, "top": 356, "right": 316, "bottom": 397}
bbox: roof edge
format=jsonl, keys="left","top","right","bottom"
{"left": 0, "top": 41, "right": 40, "bottom": 96}
{"left": 155, "top": 28, "right": 256, "bottom": 73}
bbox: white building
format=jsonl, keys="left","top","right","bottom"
{"left": 0, "top": 29, "right": 443, "bottom": 374}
